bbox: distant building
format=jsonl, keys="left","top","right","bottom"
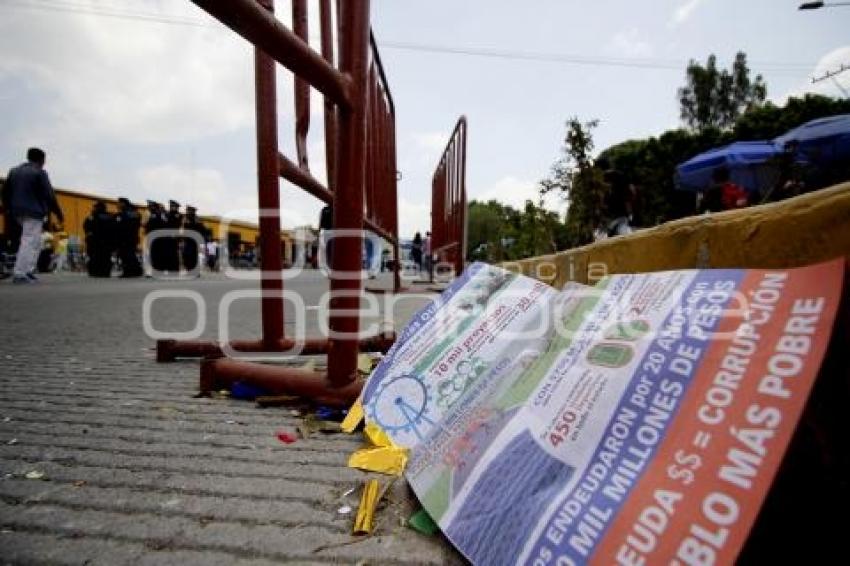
{"left": 0, "top": 180, "right": 296, "bottom": 265}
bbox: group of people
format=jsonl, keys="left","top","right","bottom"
{"left": 2, "top": 147, "right": 219, "bottom": 283}
{"left": 81, "top": 199, "right": 213, "bottom": 278}
{"left": 83, "top": 197, "right": 143, "bottom": 277}
{"left": 142, "top": 200, "right": 212, "bottom": 276}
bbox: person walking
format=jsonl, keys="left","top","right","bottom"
{"left": 115, "top": 197, "right": 143, "bottom": 277}
{"left": 1, "top": 148, "right": 63, "bottom": 283}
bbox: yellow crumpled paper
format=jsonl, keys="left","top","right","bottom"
{"left": 353, "top": 479, "right": 380, "bottom": 535}
{"left": 347, "top": 422, "right": 409, "bottom": 476}
{"left": 340, "top": 397, "right": 364, "bottom": 433}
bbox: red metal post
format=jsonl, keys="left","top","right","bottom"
{"left": 292, "top": 0, "right": 310, "bottom": 171}
{"left": 192, "top": 0, "right": 351, "bottom": 107}
{"left": 457, "top": 120, "right": 467, "bottom": 274}
{"left": 390, "top": 113, "right": 402, "bottom": 292}
{"left": 327, "top": 0, "right": 371, "bottom": 386}
{"left": 200, "top": 359, "right": 363, "bottom": 407}
{"left": 319, "top": 0, "right": 337, "bottom": 192}
{"left": 254, "top": 0, "right": 284, "bottom": 348}
{"left": 430, "top": 116, "right": 468, "bottom": 278}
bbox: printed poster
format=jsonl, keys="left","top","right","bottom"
{"left": 361, "top": 260, "right": 844, "bottom": 565}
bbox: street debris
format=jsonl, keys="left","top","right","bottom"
{"left": 337, "top": 505, "right": 352, "bottom": 515}
{"left": 357, "top": 353, "right": 378, "bottom": 376}
{"left": 352, "top": 479, "right": 380, "bottom": 535}
{"left": 230, "top": 381, "right": 269, "bottom": 401}
{"left": 347, "top": 423, "right": 408, "bottom": 476}
{"left": 24, "top": 471, "right": 45, "bottom": 480}
{"left": 408, "top": 508, "right": 439, "bottom": 536}
{"left": 254, "top": 395, "right": 300, "bottom": 408}
{"left": 340, "top": 397, "right": 364, "bottom": 433}
{"left": 276, "top": 431, "right": 298, "bottom": 444}
{"left": 297, "top": 415, "right": 341, "bottom": 438}
{"left": 315, "top": 406, "right": 346, "bottom": 421}
{"left": 356, "top": 261, "right": 845, "bottom": 565}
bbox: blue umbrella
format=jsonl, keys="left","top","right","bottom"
{"left": 675, "top": 141, "right": 785, "bottom": 193}
{"left": 774, "top": 113, "right": 850, "bottom": 166}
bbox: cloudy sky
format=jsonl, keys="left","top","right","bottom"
{"left": 0, "top": 0, "right": 847, "bottom": 235}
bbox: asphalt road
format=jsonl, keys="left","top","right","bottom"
{"left": 0, "top": 270, "right": 462, "bottom": 565}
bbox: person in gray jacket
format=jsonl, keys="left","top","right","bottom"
{"left": 1, "top": 148, "right": 64, "bottom": 283}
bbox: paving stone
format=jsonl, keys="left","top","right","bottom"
{"left": 0, "top": 272, "right": 459, "bottom": 564}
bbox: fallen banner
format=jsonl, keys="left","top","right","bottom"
{"left": 361, "top": 260, "right": 844, "bottom": 565}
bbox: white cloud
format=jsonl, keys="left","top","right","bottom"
{"left": 781, "top": 45, "right": 850, "bottom": 101}
{"left": 136, "top": 164, "right": 257, "bottom": 222}
{"left": 471, "top": 176, "right": 563, "bottom": 213}
{"left": 413, "top": 132, "right": 449, "bottom": 153}
{"left": 398, "top": 197, "right": 431, "bottom": 237}
{"left": 135, "top": 163, "right": 331, "bottom": 229}
{"left": 410, "top": 131, "right": 451, "bottom": 166}
{"left": 670, "top": 0, "right": 706, "bottom": 26}
{"left": 607, "top": 28, "right": 653, "bottom": 58}
{"left": 0, "top": 1, "right": 260, "bottom": 145}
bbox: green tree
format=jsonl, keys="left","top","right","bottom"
{"left": 733, "top": 93, "right": 850, "bottom": 140}
{"left": 595, "top": 93, "right": 850, "bottom": 228}
{"left": 678, "top": 52, "right": 767, "bottom": 131}
{"left": 540, "top": 118, "right": 608, "bottom": 247}
{"left": 466, "top": 200, "right": 512, "bottom": 262}
{"left": 465, "top": 199, "right": 566, "bottom": 262}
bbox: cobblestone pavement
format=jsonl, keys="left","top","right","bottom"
{"left": 0, "top": 271, "right": 462, "bottom": 565}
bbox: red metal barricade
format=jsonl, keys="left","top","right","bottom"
{"left": 431, "top": 116, "right": 468, "bottom": 278}
{"left": 157, "top": 0, "right": 402, "bottom": 405}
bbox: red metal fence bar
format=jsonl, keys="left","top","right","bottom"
{"left": 156, "top": 0, "right": 401, "bottom": 404}
{"left": 364, "top": 32, "right": 401, "bottom": 292}
{"left": 431, "top": 116, "right": 468, "bottom": 278}
{"left": 192, "top": 0, "right": 350, "bottom": 107}
{"left": 254, "top": 0, "right": 284, "bottom": 349}
{"left": 325, "top": 0, "right": 371, "bottom": 386}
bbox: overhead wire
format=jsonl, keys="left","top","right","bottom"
{"left": 1, "top": 0, "right": 817, "bottom": 77}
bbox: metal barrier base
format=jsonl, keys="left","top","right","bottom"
{"left": 200, "top": 357, "right": 364, "bottom": 407}
{"left": 156, "top": 334, "right": 395, "bottom": 362}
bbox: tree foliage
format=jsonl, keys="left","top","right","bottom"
{"left": 678, "top": 52, "right": 767, "bottom": 131}
{"left": 733, "top": 93, "right": 850, "bottom": 140}
{"left": 484, "top": 51, "right": 850, "bottom": 261}
{"left": 599, "top": 93, "right": 850, "bottom": 226}
{"left": 539, "top": 118, "right": 609, "bottom": 247}
{"left": 466, "top": 199, "right": 567, "bottom": 262}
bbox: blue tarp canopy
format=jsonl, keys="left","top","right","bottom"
{"left": 674, "top": 141, "right": 784, "bottom": 193}
{"left": 774, "top": 113, "right": 850, "bottom": 166}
